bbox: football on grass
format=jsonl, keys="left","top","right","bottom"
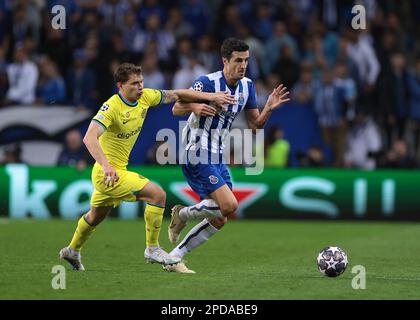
{"left": 317, "top": 246, "right": 348, "bottom": 277}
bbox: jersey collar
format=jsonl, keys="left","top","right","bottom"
{"left": 222, "top": 71, "right": 239, "bottom": 91}
{"left": 118, "top": 92, "right": 138, "bottom": 107}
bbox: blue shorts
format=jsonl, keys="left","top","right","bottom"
{"left": 182, "top": 162, "right": 233, "bottom": 200}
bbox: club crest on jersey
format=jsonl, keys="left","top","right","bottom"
{"left": 100, "top": 104, "right": 109, "bottom": 112}
{"left": 238, "top": 93, "right": 244, "bottom": 105}
{"left": 125, "top": 112, "right": 130, "bottom": 118}
{"left": 193, "top": 81, "right": 203, "bottom": 91}
{"left": 209, "top": 175, "right": 219, "bottom": 185}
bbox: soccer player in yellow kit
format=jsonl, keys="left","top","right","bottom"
{"left": 59, "top": 63, "right": 236, "bottom": 270}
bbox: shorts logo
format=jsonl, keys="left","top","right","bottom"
{"left": 100, "top": 104, "right": 109, "bottom": 112}
{"left": 193, "top": 81, "right": 203, "bottom": 92}
{"left": 209, "top": 175, "right": 219, "bottom": 185}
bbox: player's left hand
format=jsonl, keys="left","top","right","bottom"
{"left": 266, "top": 84, "right": 290, "bottom": 111}
{"left": 211, "top": 92, "right": 237, "bottom": 109}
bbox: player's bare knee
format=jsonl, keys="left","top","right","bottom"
{"left": 209, "top": 216, "right": 227, "bottom": 229}
{"left": 220, "top": 200, "right": 238, "bottom": 216}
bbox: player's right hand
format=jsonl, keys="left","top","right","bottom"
{"left": 192, "top": 103, "right": 218, "bottom": 117}
{"left": 102, "top": 164, "right": 119, "bottom": 187}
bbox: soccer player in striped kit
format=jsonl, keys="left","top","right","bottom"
{"left": 167, "top": 38, "right": 291, "bottom": 273}
{"left": 58, "top": 63, "right": 236, "bottom": 271}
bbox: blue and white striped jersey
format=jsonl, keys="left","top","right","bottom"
{"left": 182, "top": 71, "right": 258, "bottom": 156}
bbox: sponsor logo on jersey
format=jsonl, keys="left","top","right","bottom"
{"left": 117, "top": 126, "right": 142, "bottom": 139}
{"left": 219, "top": 109, "right": 235, "bottom": 118}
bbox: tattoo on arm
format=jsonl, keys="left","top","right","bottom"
{"left": 161, "top": 90, "right": 178, "bottom": 104}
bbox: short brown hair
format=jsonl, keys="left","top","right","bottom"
{"left": 114, "top": 63, "right": 142, "bottom": 84}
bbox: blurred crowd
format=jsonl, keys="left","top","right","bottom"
{"left": 0, "top": 0, "right": 420, "bottom": 169}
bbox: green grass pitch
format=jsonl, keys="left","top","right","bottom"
{"left": 1, "top": 218, "right": 419, "bottom": 299}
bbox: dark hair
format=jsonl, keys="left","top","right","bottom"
{"left": 220, "top": 38, "right": 249, "bottom": 60}
{"left": 114, "top": 63, "right": 142, "bottom": 84}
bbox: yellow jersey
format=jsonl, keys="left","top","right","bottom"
{"left": 92, "top": 89, "right": 163, "bottom": 169}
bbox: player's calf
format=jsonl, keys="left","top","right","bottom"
{"left": 178, "top": 199, "right": 224, "bottom": 221}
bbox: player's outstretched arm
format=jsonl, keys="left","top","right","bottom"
{"left": 162, "top": 90, "right": 236, "bottom": 106}
{"left": 172, "top": 101, "right": 217, "bottom": 117}
{"left": 83, "top": 121, "right": 119, "bottom": 186}
{"left": 245, "top": 84, "right": 290, "bottom": 130}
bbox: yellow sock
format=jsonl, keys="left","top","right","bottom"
{"left": 68, "top": 213, "right": 96, "bottom": 251}
{"left": 144, "top": 203, "right": 165, "bottom": 247}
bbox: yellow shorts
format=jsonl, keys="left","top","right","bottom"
{"left": 90, "top": 163, "right": 150, "bottom": 208}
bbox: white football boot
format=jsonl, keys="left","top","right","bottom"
{"left": 59, "top": 247, "right": 85, "bottom": 271}
{"left": 163, "top": 261, "right": 196, "bottom": 274}
{"left": 144, "top": 247, "right": 181, "bottom": 265}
